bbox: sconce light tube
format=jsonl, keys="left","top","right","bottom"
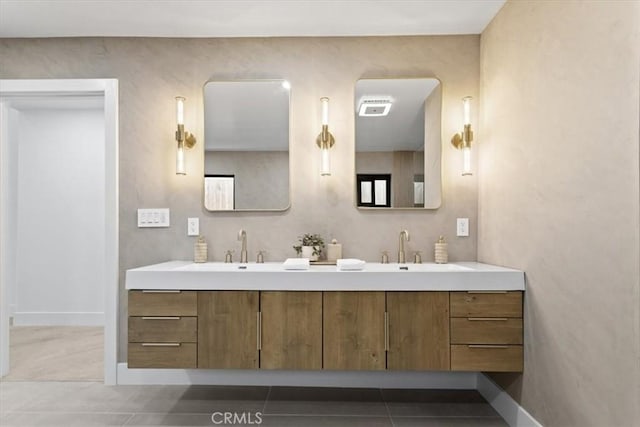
{"left": 463, "top": 96, "right": 472, "bottom": 126}
{"left": 176, "top": 140, "right": 186, "bottom": 175}
{"left": 175, "top": 96, "right": 196, "bottom": 175}
{"left": 316, "top": 97, "right": 335, "bottom": 176}
{"left": 176, "top": 96, "right": 185, "bottom": 125}
{"left": 462, "top": 146, "right": 472, "bottom": 176}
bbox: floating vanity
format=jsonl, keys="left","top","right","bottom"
{"left": 126, "top": 261, "right": 525, "bottom": 373}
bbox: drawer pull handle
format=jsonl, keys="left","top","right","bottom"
{"left": 468, "top": 345, "right": 509, "bottom": 349}
{"left": 141, "top": 343, "right": 181, "bottom": 347}
{"left": 141, "top": 316, "right": 181, "bottom": 320}
{"left": 466, "top": 291, "right": 508, "bottom": 294}
{"left": 142, "top": 290, "right": 181, "bottom": 294}
{"left": 257, "top": 312, "right": 262, "bottom": 350}
{"left": 467, "top": 317, "right": 508, "bottom": 321}
{"left": 384, "top": 312, "right": 389, "bottom": 352}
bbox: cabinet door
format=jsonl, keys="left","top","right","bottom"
{"left": 387, "top": 292, "right": 450, "bottom": 370}
{"left": 198, "top": 291, "right": 259, "bottom": 369}
{"left": 260, "top": 291, "right": 322, "bottom": 370}
{"left": 323, "top": 292, "right": 385, "bottom": 370}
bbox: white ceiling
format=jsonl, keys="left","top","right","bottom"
{"left": 0, "top": 0, "right": 506, "bottom": 38}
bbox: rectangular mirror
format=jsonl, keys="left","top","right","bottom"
{"left": 204, "top": 80, "right": 290, "bottom": 211}
{"left": 355, "top": 78, "right": 442, "bottom": 209}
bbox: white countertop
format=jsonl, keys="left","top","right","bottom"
{"left": 126, "top": 261, "right": 525, "bottom": 291}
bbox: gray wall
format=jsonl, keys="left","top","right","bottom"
{"left": 205, "top": 151, "right": 289, "bottom": 210}
{"left": 479, "top": 1, "right": 640, "bottom": 425}
{"left": 0, "top": 36, "right": 480, "bottom": 361}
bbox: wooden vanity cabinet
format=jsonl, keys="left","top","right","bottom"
{"left": 387, "top": 292, "right": 450, "bottom": 370}
{"left": 260, "top": 291, "right": 322, "bottom": 370}
{"left": 127, "top": 290, "right": 198, "bottom": 369}
{"left": 450, "top": 291, "right": 523, "bottom": 372}
{"left": 197, "top": 291, "right": 259, "bottom": 369}
{"left": 323, "top": 292, "right": 386, "bottom": 370}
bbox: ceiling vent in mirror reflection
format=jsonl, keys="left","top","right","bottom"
{"left": 354, "top": 78, "right": 442, "bottom": 210}
{"left": 358, "top": 96, "right": 393, "bottom": 117}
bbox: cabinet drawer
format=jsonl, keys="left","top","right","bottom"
{"left": 128, "top": 342, "right": 197, "bottom": 368}
{"left": 129, "top": 291, "right": 197, "bottom": 316}
{"left": 450, "top": 291, "right": 522, "bottom": 318}
{"left": 451, "top": 344, "right": 523, "bottom": 372}
{"left": 450, "top": 318, "right": 522, "bottom": 345}
{"left": 128, "top": 316, "right": 197, "bottom": 343}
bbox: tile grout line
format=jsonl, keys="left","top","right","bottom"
{"left": 261, "top": 385, "right": 272, "bottom": 414}
{"left": 381, "top": 388, "right": 396, "bottom": 427}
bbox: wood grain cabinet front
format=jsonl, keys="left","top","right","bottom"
{"left": 127, "top": 291, "right": 198, "bottom": 369}
{"left": 260, "top": 291, "right": 322, "bottom": 370}
{"left": 450, "top": 291, "right": 523, "bottom": 372}
{"left": 323, "top": 292, "right": 386, "bottom": 370}
{"left": 197, "top": 291, "right": 259, "bottom": 369}
{"left": 387, "top": 292, "right": 450, "bottom": 371}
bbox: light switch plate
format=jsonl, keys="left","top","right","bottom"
{"left": 187, "top": 218, "right": 199, "bottom": 236}
{"left": 137, "top": 208, "right": 170, "bottom": 228}
{"left": 457, "top": 218, "right": 469, "bottom": 237}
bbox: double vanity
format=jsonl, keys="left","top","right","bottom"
{"left": 126, "top": 261, "right": 525, "bottom": 373}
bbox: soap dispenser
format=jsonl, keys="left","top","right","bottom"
{"left": 194, "top": 236, "right": 208, "bottom": 263}
{"left": 435, "top": 236, "right": 448, "bottom": 264}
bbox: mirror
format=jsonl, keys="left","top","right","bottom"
{"left": 354, "top": 78, "right": 442, "bottom": 209}
{"left": 203, "top": 80, "right": 290, "bottom": 211}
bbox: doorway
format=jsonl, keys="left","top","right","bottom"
{"left": 0, "top": 79, "right": 118, "bottom": 384}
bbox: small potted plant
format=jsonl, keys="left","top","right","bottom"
{"left": 293, "top": 233, "right": 325, "bottom": 261}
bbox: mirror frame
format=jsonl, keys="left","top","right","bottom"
{"left": 354, "top": 77, "right": 442, "bottom": 210}
{"left": 202, "top": 79, "right": 292, "bottom": 212}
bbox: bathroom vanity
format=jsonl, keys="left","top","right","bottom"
{"left": 126, "top": 261, "right": 524, "bottom": 373}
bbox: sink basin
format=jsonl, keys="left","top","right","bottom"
{"left": 173, "top": 262, "right": 285, "bottom": 272}
{"left": 362, "top": 263, "right": 473, "bottom": 272}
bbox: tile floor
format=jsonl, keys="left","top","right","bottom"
{"left": 0, "top": 382, "right": 508, "bottom": 426}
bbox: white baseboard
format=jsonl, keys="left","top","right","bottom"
{"left": 477, "top": 373, "right": 542, "bottom": 427}
{"left": 117, "top": 363, "right": 477, "bottom": 388}
{"left": 13, "top": 311, "right": 104, "bottom": 326}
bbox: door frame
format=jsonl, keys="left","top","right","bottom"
{"left": 0, "top": 79, "right": 119, "bottom": 384}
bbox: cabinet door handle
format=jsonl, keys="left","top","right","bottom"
{"left": 468, "top": 345, "right": 509, "bottom": 349}
{"left": 257, "top": 312, "right": 262, "bottom": 351}
{"left": 141, "top": 343, "right": 181, "bottom": 347}
{"left": 467, "top": 317, "right": 508, "bottom": 321}
{"left": 141, "top": 316, "right": 181, "bottom": 320}
{"left": 384, "top": 312, "right": 389, "bottom": 352}
{"left": 466, "top": 291, "right": 508, "bottom": 294}
{"left": 142, "top": 290, "right": 181, "bottom": 293}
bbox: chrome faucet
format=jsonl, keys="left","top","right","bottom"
{"left": 238, "top": 229, "right": 248, "bottom": 263}
{"left": 398, "top": 229, "right": 410, "bottom": 263}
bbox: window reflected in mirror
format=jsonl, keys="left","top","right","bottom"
{"left": 355, "top": 78, "right": 442, "bottom": 209}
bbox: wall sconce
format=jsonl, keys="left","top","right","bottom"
{"left": 316, "top": 97, "right": 335, "bottom": 176}
{"left": 451, "top": 96, "right": 473, "bottom": 176}
{"left": 175, "top": 96, "right": 196, "bottom": 175}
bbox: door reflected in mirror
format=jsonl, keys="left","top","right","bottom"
{"left": 355, "top": 78, "right": 442, "bottom": 209}
{"left": 203, "top": 80, "right": 290, "bottom": 211}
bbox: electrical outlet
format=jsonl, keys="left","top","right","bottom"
{"left": 137, "top": 209, "right": 170, "bottom": 228}
{"left": 187, "top": 218, "right": 199, "bottom": 236}
{"left": 457, "top": 218, "right": 469, "bottom": 237}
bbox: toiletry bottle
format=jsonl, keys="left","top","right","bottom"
{"left": 435, "top": 236, "right": 448, "bottom": 264}
{"left": 326, "top": 238, "right": 343, "bottom": 262}
{"left": 194, "top": 236, "right": 208, "bottom": 263}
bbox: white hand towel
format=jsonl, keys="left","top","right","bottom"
{"left": 283, "top": 258, "right": 310, "bottom": 270}
{"left": 337, "top": 258, "right": 366, "bottom": 271}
